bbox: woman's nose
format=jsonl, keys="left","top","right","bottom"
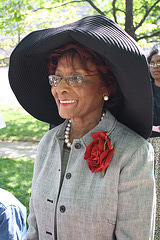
{"left": 153, "top": 63, "right": 159, "bottom": 68}
{"left": 56, "top": 78, "right": 71, "bottom": 93}
{"left": 155, "top": 65, "right": 159, "bottom": 68}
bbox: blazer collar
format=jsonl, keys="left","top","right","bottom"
{"left": 82, "top": 110, "right": 117, "bottom": 147}
{"left": 56, "top": 110, "right": 117, "bottom": 147}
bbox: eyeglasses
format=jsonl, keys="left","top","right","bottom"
{"left": 48, "top": 74, "right": 100, "bottom": 87}
{"left": 149, "top": 62, "right": 160, "bottom": 68}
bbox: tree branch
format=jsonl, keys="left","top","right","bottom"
{"left": 33, "top": 0, "right": 105, "bottom": 15}
{"left": 134, "top": 0, "right": 160, "bottom": 31}
{"left": 137, "top": 30, "right": 160, "bottom": 41}
{"left": 85, "top": 0, "right": 105, "bottom": 15}
{"left": 33, "top": 0, "right": 83, "bottom": 11}
{"left": 112, "top": 0, "right": 117, "bottom": 23}
{"left": 104, "top": 7, "right": 125, "bottom": 17}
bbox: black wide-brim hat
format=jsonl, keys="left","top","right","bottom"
{"left": 9, "top": 15, "right": 152, "bottom": 139}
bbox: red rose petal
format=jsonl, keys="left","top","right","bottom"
{"left": 84, "top": 131, "right": 115, "bottom": 175}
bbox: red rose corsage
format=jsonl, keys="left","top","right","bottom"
{"left": 84, "top": 131, "right": 115, "bottom": 178}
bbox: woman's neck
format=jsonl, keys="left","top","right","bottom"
{"left": 69, "top": 111, "right": 104, "bottom": 142}
{"left": 154, "top": 79, "right": 160, "bottom": 87}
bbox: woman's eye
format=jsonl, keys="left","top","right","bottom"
{"left": 72, "top": 75, "right": 82, "bottom": 81}
{"left": 56, "top": 74, "right": 63, "bottom": 78}
{"left": 57, "top": 75, "right": 63, "bottom": 80}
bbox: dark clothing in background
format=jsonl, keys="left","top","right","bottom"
{"left": 151, "top": 81, "right": 160, "bottom": 137}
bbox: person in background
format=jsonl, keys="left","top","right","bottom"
{"left": 9, "top": 15, "right": 155, "bottom": 239}
{"left": 0, "top": 188, "right": 26, "bottom": 240}
{"left": 148, "top": 48, "right": 160, "bottom": 137}
{"left": 147, "top": 48, "right": 160, "bottom": 240}
{"left": 0, "top": 113, "right": 27, "bottom": 240}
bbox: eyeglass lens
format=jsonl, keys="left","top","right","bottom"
{"left": 48, "top": 75, "right": 83, "bottom": 87}
{"left": 149, "top": 62, "right": 160, "bottom": 67}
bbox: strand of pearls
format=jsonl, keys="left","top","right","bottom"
{"left": 64, "top": 119, "right": 72, "bottom": 148}
{"left": 64, "top": 112, "right": 105, "bottom": 149}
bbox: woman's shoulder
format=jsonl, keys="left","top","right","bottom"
{"left": 111, "top": 120, "right": 151, "bottom": 151}
{"left": 110, "top": 121, "right": 153, "bottom": 169}
{"left": 37, "top": 122, "right": 65, "bottom": 148}
{"left": 103, "top": 110, "right": 148, "bottom": 148}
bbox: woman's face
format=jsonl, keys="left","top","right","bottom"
{"left": 150, "top": 54, "right": 160, "bottom": 83}
{"left": 51, "top": 54, "right": 107, "bottom": 121}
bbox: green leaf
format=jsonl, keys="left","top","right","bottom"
{"left": 101, "top": 169, "right": 106, "bottom": 178}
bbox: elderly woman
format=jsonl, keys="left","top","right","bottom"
{"left": 147, "top": 48, "right": 160, "bottom": 240}
{"left": 9, "top": 15, "right": 155, "bottom": 239}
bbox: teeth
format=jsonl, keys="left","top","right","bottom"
{"left": 60, "top": 100, "right": 77, "bottom": 104}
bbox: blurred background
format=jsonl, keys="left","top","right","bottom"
{"left": 0, "top": 0, "right": 160, "bottom": 67}
{"left": 1, "top": 0, "right": 160, "bottom": 106}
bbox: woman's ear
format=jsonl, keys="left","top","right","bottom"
{"left": 100, "top": 84, "right": 111, "bottom": 95}
{"left": 101, "top": 86, "right": 111, "bottom": 96}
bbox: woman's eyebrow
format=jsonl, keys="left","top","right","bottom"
{"left": 55, "top": 67, "right": 84, "bottom": 72}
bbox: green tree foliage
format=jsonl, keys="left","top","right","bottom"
{"left": 0, "top": 0, "right": 159, "bottom": 61}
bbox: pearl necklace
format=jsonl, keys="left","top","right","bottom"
{"left": 64, "top": 112, "right": 105, "bottom": 149}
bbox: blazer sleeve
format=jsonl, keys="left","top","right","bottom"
{"left": 115, "top": 142, "right": 156, "bottom": 240}
{"left": 26, "top": 145, "right": 42, "bottom": 240}
{"left": 26, "top": 130, "right": 56, "bottom": 240}
{"left": 26, "top": 196, "right": 39, "bottom": 240}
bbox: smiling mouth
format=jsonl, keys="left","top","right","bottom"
{"left": 59, "top": 100, "right": 77, "bottom": 104}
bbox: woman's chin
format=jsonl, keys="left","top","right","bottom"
{"left": 58, "top": 111, "right": 73, "bottom": 120}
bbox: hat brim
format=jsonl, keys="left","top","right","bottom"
{"left": 9, "top": 15, "right": 153, "bottom": 139}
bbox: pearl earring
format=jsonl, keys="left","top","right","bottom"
{"left": 103, "top": 95, "right": 109, "bottom": 101}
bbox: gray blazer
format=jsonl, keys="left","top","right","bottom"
{"left": 27, "top": 110, "right": 156, "bottom": 240}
